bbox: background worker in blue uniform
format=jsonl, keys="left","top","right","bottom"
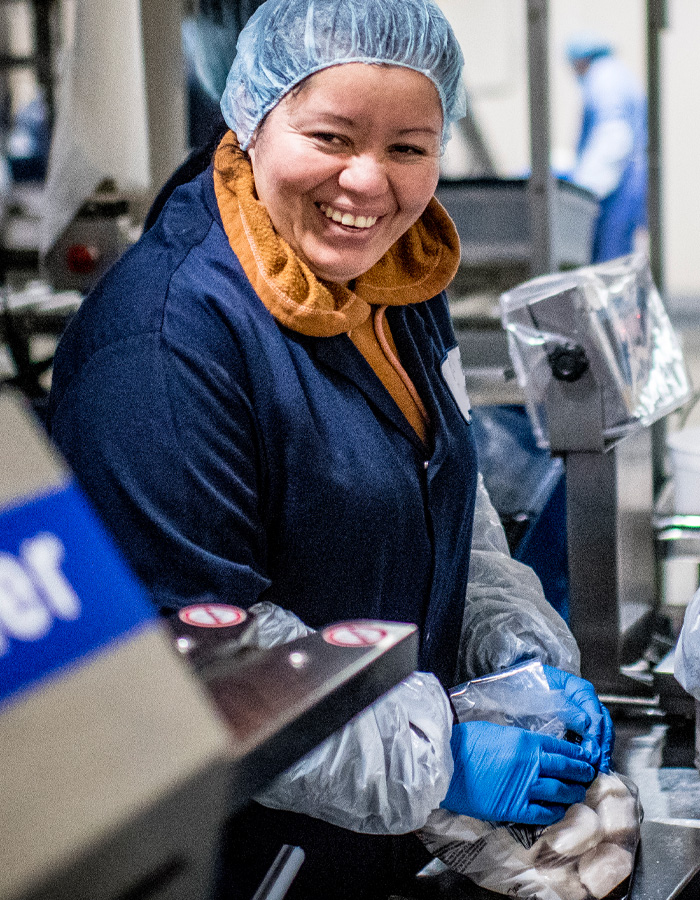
{"left": 566, "top": 32, "right": 648, "bottom": 263}
{"left": 47, "top": 2, "right": 613, "bottom": 897}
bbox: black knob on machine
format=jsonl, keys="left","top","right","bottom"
{"left": 547, "top": 343, "right": 589, "bottom": 382}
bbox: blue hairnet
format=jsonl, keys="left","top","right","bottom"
{"left": 220, "top": 0, "right": 466, "bottom": 149}
{"left": 565, "top": 32, "right": 613, "bottom": 64}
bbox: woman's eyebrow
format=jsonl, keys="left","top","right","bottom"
{"left": 293, "top": 110, "right": 356, "bottom": 127}
{"left": 298, "top": 113, "right": 439, "bottom": 136}
{"left": 396, "top": 126, "right": 441, "bottom": 136}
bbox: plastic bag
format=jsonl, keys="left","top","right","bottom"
{"left": 449, "top": 659, "right": 585, "bottom": 739}
{"left": 419, "top": 661, "right": 642, "bottom": 900}
{"left": 674, "top": 585, "right": 700, "bottom": 700}
{"left": 250, "top": 601, "right": 454, "bottom": 834}
{"left": 500, "top": 253, "right": 690, "bottom": 450}
{"left": 457, "top": 474, "right": 580, "bottom": 683}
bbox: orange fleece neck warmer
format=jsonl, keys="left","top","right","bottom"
{"left": 212, "top": 130, "right": 460, "bottom": 338}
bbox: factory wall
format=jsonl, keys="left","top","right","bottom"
{"left": 6, "top": 1, "right": 700, "bottom": 305}
{"left": 436, "top": 0, "right": 700, "bottom": 308}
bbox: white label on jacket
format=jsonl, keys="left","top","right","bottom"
{"left": 441, "top": 345, "right": 471, "bottom": 424}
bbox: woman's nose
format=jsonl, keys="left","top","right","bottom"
{"left": 338, "top": 155, "right": 388, "bottom": 195}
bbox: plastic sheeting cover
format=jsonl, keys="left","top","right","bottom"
{"left": 500, "top": 253, "right": 691, "bottom": 450}
{"left": 675, "top": 585, "right": 700, "bottom": 701}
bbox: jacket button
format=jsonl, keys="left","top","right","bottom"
{"left": 423, "top": 460, "right": 429, "bottom": 470}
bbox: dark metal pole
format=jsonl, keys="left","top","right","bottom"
{"left": 30, "top": 0, "right": 55, "bottom": 128}
{"left": 526, "top": 0, "right": 556, "bottom": 277}
{"left": 647, "top": 0, "right": 670, "bottom": 613}
{"left": 646, "top": 0, "right": 667, "bottom": 295}
{"left": 647, "top": 1, "right": 669, "bottom": 500}
{"left": 140, "top": 0, "right": 188, "bottom": 199}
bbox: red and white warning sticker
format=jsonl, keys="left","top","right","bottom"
{"left": 323, "top": 623, "right": 388, "bottom": 647}
{"left": 178, "top": 604, "right": 247, "bottom": 628}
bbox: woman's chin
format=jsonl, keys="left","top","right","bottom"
{"left": 304, "top": 251, "right": 383, "bottom": 284}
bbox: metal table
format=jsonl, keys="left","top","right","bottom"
{"left": 399, "top": 821, "right": 700, "bottom": 900}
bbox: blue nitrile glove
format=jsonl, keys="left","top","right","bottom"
{"left": 440, "top": 720, "right": 596, "bottom": 826}
{"left": 541, "top": 664, "right": 615, "bottom": 773}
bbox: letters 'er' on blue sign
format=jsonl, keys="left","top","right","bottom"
{"left": 0, "top": 481, "right": 156, "bottom": 706}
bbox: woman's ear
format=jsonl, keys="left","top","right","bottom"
{"left": 246, "top": 123, "right": 261, "bottom": 161}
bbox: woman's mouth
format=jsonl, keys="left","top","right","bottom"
{"left": 318, "top": 203, "right": 378, "bottom": 230}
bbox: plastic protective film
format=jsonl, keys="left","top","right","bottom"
{"left": 675, "top": 585, "right": 700, "bottom": 701}
{"left": 500, "top": 253, "right": 691, "bottom": 450}
{"left": 456, "top": 474, "right": 580, "bottom": 684}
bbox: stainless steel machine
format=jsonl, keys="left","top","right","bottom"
{"left": 0, "top": 389, "right": 418, "bottom": 900}
{"left": 500, "top": 253, "right": 691, "bottom": 696}
{"left": 40, "top": 181, "right": 136, "bottom": 295}
{"left": 392, "top": 253, "right": 700, "bottom": 900}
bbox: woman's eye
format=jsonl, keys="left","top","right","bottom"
{"left": 391, "top": 144, "right": 427, "bottom": 156}
{"left": 313, "top": 132, "right": 345, "bottom": 146}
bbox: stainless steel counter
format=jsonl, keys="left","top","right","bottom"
{"left": 618, "top": 714, "right": 700, "bottom": 900}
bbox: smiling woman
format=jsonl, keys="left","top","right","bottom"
{"left": 247, "top": 63, "right": 443, "bottom": 282}
{"left": 46, "top": 0, "right": 613, "bottom": 898}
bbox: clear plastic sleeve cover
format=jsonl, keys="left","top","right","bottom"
{"left": 249, "top": 471, "right": 582, "bottom": 835}
{"left": 250, "top": 601, "right": 455, "bottom": 834}
{"left": 457, "top": 473, "right": 580, "bottom": 683}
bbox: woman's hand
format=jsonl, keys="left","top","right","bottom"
{"left": 440, "top": 720, "right": 596, "bottom": 826}
{"left": 541, "top": 664, "right": 615, "bottom": 773}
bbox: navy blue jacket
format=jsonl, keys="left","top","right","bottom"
{"left": 47, "top": 164, "right": 478, "bottom": 688}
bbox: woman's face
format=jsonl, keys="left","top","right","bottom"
{"left": 247, "top": 63, "right": 443, "bottom": 283}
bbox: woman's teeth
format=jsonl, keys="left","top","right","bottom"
{"left": 319, "top": 204, "right": 377, "bottom": 229}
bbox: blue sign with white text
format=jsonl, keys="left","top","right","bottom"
{"left": 0, "top": 481, "right": 156, "bottom": 705}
